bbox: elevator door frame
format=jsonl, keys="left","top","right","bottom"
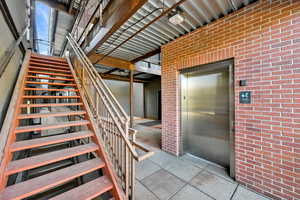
{"left": 180, "top": 59, "right": 235, "bottom": 178}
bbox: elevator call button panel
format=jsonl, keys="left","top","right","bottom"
{"left": 240, "top": 91, "right": 251, "bottom": 104}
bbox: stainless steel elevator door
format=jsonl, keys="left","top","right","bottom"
{"left": 182, "top": 65, "right": 230, "bottom": 168}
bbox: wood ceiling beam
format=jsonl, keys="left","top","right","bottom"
{"left": 100, "top": 73, "right": 150, "bottom": 83}
{"left": 131, "top": 49, "right": 161, "bottom": 63}
{"left": 86, "top": 0, "right": 147, "bottom": 55}
{"left": 104, "top": 68, "right": 119, "bottom": 74}
{"left": 89, "top": 53, "right": 135, "bottom": 71}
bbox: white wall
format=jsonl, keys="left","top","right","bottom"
{"left": 104, "top": 80, "right": 144, "bottom": 118}
{"left": 144, "top": 78, "right": 161, "bottom": 120}
{"left": 0, "top": 1, "right": 28, "bottom": 127}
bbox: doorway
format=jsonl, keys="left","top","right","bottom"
{"left": 181, "top": 60, "right": 234, "bottom": 176}
{"left": 158, "top": 90, "right": 161, "bottom": 120}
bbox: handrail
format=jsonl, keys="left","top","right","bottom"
{"left": 67, "top": 33, "right": 129, "bottom": 123}
{"left": 67, "top": 36, "right": 154, "bottom": 160}
{"left": 0, "top": 24, "right": 29, "bottom": 78}
{"left": 66, "top": 34, "right": 134, "bottom": 153}
{"left": 65, "top": 34, "right": 154, "bottom": 199}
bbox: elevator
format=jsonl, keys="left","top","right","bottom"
{"left": 181, "top": 60, "right": 234, "bottom": 175}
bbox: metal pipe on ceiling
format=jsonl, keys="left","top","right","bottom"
{"left": 99, "top": 43, "right": 151, "bottom": 56}
{"left": 106, "top": 32, "right": 159, "bottom": 50}
{"left": 140, "top": 5, "right": 185, "bottom": 36}
{"left": 99, "top": 44, "right": 144, "bottom": 56}
{"left": 135, "top": 9, "right": 178, "bottom": 39}
{"left": 93, "top": 0, "right": 188, "bottom": 64}
{"left": 119, "top": 22, "right": 166, "bottom": 45}
{"left": 97, "top": 6, "right": 164, "bottom": 55}
{"left": 150, "top": 0, "right": 190, "bottom": 33}
{"left": 127, "top": 17, "right": 171, "bottom": 41}
{"left": 133, "top": 13, "right": 175, "bottom": 40}
{"left": 102, "top": 39, "right": 153, "bottom": 53}
{"left": 101, "top": 28, "right": 161, "bottom": 52}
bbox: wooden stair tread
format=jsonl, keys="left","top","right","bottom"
{"left": 24, "top": 88, "right": 78, "bottom": 92}
{"left": 6, "top": 143, "right": 98, "bottom": 175}
{"left": 29, "top": 66, "right": 71, "bottom": 73}
{"left": 11, "top": 130, "right": 93, "bottom": 152}
{"left": 31, "top": 54, "right": 66, "bottom": 62}
{"left": 15, "top": 120, "right": 89, "bottom": 133}
{"left": 28, "top": 71, "right": 73, "bottom": 77}
{"left": 30, "top": 60, "right": 69, "bottom": 67}
{"left": 26, "top": 75, "right": 74, "bottom": 81}
{"left": 0, "top": 158, "right": 104, "bottom": 200}
{"left": 30, "top": 57, "right": 67, "bottom": 62}
{"left": 19, "top": 102, "right": 83, "bottom": 108}
{"left": 23, "top": 95, "right": 80, "bottom": 99}
{"left": 18, "top": 110, "right": 86, "bottom": 119}
{"left": 50, "top": 176, "right": 113, "bottom": 200}
{"left": 30, "top": 58, "right": 68, "bottom": 65}
{"left": 25, "top": 81, "right": 76, "bottom": 86}
{"left": 29, "top": 62, "right": 70, "bottom": 70}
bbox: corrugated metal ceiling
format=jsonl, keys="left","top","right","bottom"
{"left": 96, "top": 0, "right": 255, "bottom": 61}
{"left": 48, "top": 0, "right": 82, "bottom": 56}
{"left": 51, "top": 11, "right": 74, "bottom": 56}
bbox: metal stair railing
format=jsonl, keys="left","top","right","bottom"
{"left": 65, "top": 33, "right": 154, "bottom": 200}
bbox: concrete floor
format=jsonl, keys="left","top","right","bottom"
{"left": 134, "top": 118, "right": 161, "bottom": 149}
{"left": 41, "top": 115, "right": 270, "bottom": 200}
{"left": 135, "top": 146, "right": 271, "bottom": 200}
{"left": 133, "top": 119, "right": 270, "bottom": 200}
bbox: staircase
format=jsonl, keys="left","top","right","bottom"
{"left": 0, "top": 53, "right": 122, "bottom": 199}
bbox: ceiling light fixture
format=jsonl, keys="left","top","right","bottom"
{"left": 168, "top": 7, "right": 184, "bottom": 25}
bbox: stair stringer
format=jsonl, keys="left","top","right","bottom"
{"left": 0, "top": 51, "right": 31, "bottom": 189}
{"left": 67, "top": 57, "right": 124, "bottom": 200}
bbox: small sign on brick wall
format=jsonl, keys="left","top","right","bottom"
{"left": 240, "top": 91, "right": 251, "bottom": 104}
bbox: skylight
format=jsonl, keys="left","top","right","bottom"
{"left": 35, "top": 1, "right": 50, "bottom": 55}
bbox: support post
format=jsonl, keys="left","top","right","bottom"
{"left": 129, "top": 70, "right": 134, "bottom": 128}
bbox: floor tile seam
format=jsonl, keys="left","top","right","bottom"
{"left": 136, "top": 179, "right": 162, "bottom": 200}
{"left": 202, "top": 166, "right": 236, "bottom": 184}
{"left": 230, "top": 183, "right": 240, "bottom": 200}
{"left": 188, "top": 169, "right": 217, "bottom": 200}
{"left": 138, "top": 161, "right": 163, "bottom": 181}
{"left": 178, "top": 157, "right": 209, "bottom": 170}
{"left": 167, "top": 182, "right": 189, "bottom": 200}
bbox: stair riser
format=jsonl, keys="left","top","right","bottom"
{"left": 15, "top": 121, "right": 90, "bottom": 134}
{"left": 0, "top": 159, "right": 105, "bottom": 200}
{"left": 10, "top": 131, "right": 93, "bottom": 152}
{"left": 23, "top": 96, "right": 80, "bottom": 99}
{"left": 6, "top": 145, "right": 99, "bottom": 175}
{"left": 0, "top": 54, "right": 118, "bottom": 200}
{"left": 24, "top": 88, "right": 78, "bottom": 92}
{"left": 25, "top": 81, "right": 76, "bottom": 86}
{"left": 17, "top": 111, "right": 86, "bottom": 119}
{"left": 29, "top": 66, "right": 70, "bottom": 73}
{"left": 26, "top": 76, "right": 74, "bottom": 82}
{"left": 19, "top": 103, "right": 83, "bottom": 108}
{"left": 28, "top": 71, "right": 73, "bottom": 77}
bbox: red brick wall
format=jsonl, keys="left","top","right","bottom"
{"left": 161, "top": 0, "right": 300, "bottom": 199}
